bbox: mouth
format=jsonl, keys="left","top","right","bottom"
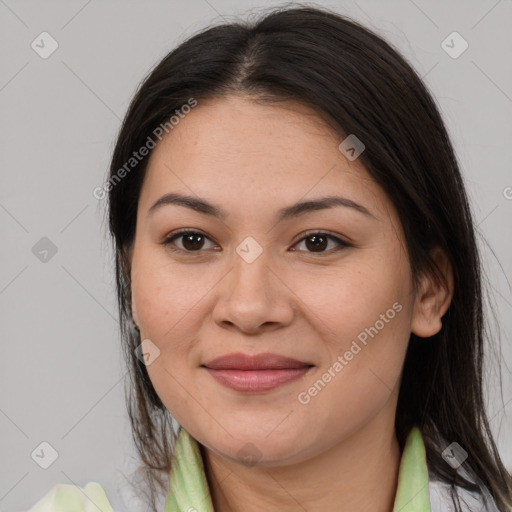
{"left": 201, "top": 352, "right": 314, "bottom": 393}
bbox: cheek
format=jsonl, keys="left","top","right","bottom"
{"left": 292, "top": 248, "right": 412, "bottom": 347}
{"left": 290, "top": 246, "right": 414, "bottom": 407}
{"left": 130, "top": 255, "right": 203, "bottom": 421}
{"left": 130, "top": 248, "right": 216, "bottom": 411}
{"left": 130, "top": 247, "right": 211, "bottom": 340}
{"left": 293, "top": 299, "right": 412, "bottom": 451}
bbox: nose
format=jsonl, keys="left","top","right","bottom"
{"left": 211, "top": 243, "right": 295, "bottom": 334}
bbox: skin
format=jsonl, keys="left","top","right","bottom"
{"left": 128, "top": 94, "right": 453, "bottom": 512}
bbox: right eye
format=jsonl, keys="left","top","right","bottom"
{"left": 161, "top": 230, "right": 219, "bottom": 254}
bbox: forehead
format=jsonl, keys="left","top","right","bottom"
{"left": 139, "top": 95, "right": 387, "bottom": 218}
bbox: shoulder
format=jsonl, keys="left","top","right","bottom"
{"left": 429, "top": 476, "right": 501, "bottom": 512}
{"left": 26, "top": 482, "right": 114, "bottom": 512}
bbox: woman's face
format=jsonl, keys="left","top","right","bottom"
{"left": 129, "top": 95, "right": 425, "bottom": 465}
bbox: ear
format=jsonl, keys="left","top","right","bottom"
{"left": 411, "top": 247, "right": 454, "bottom": 338}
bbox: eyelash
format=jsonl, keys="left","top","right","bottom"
{"left": 161, "top": 229, "right": 351, "bottom": 256}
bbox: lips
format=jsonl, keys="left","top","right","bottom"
{"left": 202, "top": 352, "right": 314, "bottom": 393}
{"left": 202, "top": 352, "right": 312, "bottom": 370}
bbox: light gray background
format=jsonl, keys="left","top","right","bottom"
{"left": 1, "top": 0, "right": 511, "bottom": 510}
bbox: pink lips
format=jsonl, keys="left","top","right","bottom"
{"left": 202, "top": 352, "right": 313, "bottom": 392}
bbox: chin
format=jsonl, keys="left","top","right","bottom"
{"left": 201, "top": 426, "right": 309, "bottom": 467}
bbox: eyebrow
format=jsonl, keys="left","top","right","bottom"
{"left": 147, "top": 192, "right": 376, "bottom": 222}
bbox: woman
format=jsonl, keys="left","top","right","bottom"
{"left": 28, "top": 4, "right": 512, "bottom": 512}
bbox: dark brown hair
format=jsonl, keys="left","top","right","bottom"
{"left": 106, "top": 4, "right": 512, "bottom": 510}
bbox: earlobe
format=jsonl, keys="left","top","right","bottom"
{"left": 411, "top": 247, "right": 454, "bottom": 338}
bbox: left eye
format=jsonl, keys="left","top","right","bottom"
{"left": 161, "top": 231, "right": 350, "bottom": 254}
{"left": 291, "top": 232, "right": 350, "bottom": 253}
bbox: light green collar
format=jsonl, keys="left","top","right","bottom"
{"left": 165, "top": 425, "right": 431, "bottom": 512}
{"left": 393, "top": 426, "right": 431, "bottom": 511}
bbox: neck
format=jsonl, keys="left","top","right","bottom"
{"left": 202, "top": 415, "right": 402, "bottom": 512}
